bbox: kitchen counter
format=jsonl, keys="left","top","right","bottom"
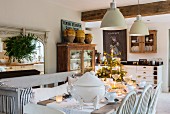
{"left": 96, "top": 61, "right": 163, "bottom": 66}
{"left": 121, "top": 61, "right": 163, "bottom": 66}
{"left": 0, "top": 62, "right": 44, "bottom": 66}
{"left": 0, "top": 62, "right": 44, "bottom": 73}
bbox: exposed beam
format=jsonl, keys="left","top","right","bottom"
{"left": 81, "top": 1, "right": 170, "bottom": 22}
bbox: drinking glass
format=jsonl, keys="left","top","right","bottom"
{"left": 123, "top": 76, "right": 132, "bottom": 84}
{"left": 112, "top": 74, "right": 120, "bottom": 81}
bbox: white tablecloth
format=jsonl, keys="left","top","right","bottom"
{"left": 46, "top": 98, "right": 106, "bottom": 114}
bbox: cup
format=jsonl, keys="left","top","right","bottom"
{"left": 139, "top": 81, "right": 146, "bottom": 88}
{"left": 126, "top": 85, "right": 135, "bottom": 92}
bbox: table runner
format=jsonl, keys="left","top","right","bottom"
{"left": 38, "top": 98, "right": 120, "bottom": 114}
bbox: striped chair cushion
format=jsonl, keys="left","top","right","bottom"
{"left": 0, "top": 87, "right": 33, "bottom": 114}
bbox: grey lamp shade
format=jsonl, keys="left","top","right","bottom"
{"left": 130, "top": 15, "right": 149, "bottom": 36}
{"left": 100, "top": 8, "right": 127, "bottom": 30}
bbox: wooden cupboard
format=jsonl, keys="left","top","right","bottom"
{"left": 130, "top": 30, "right": 157, "bottom": 53}
{"left": 57, "top": 43, "right": 96, "bottom": 74}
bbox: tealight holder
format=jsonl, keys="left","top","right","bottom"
{"left": 56, "top": 95, "right": 63, "bottom": 103}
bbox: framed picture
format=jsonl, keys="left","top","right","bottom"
{"left": 61, "top": 19, "right": 82, "bottom": 42}
{"left": 103, "top": 30, "right": 127, "bottom": 61}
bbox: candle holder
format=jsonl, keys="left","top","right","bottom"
{"left": 56, "top": 95, "right": 63, "bottom": 103}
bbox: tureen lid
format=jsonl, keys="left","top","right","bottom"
{"left": 74, "top": 72, "right": 104, "bottom": 86}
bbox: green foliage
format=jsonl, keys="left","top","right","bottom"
{"left": 96, "top": 51, "right": 127, "bottom": 82}
{"left": 4, "top": 33, "right": 37, "bottom": 62}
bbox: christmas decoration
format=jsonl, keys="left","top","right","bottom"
{"left": 96, "top": 49, "right": 127, "bottom": 82}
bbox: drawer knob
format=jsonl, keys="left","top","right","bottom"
{"left": 143, "top": 77, "right": 146, "bottom": 79}
{"left": 143, "top": 67, "right": 146, "bottom": 68}
{"left": 143, "top": 72, "right": 146, "bottom": 74}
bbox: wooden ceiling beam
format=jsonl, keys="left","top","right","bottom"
{"left": 81, "top": 1, "right": 170, "bottom": 22}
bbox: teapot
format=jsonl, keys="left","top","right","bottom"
{"left": 105, "top": 92, "right": 117, "bottom": 102}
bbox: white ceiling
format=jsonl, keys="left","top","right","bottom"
{"left": 85, "top": 14, "right": 170, "bottom": 28}
{"left": 49, "top": 0, "right": 165, "bottom": 11}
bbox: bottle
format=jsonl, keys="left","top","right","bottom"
{"left": 152, "top": 58, "right": 156, "bottom": 66}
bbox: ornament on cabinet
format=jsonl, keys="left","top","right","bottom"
{"left": 61, "top": 19, "right": 82, "bottom": 43}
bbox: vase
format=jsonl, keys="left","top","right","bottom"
{"left": 85, "top": 34, "right": 93, "bottom": 44}
{"left": 63, "top": 28, "right": 76, "bottom": 43}
{"left": 75, "top": 30, "right": 85, "bottom": 43}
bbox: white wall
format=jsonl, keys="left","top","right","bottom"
{"left": 0, "top": 0, "right": 81, "bottom": 73}
{"left": 91, "top": 22, "right": 170, "bottom": 92}
{"left": 91, "top": 29, "right": 103, "bottom": 54}
{"left": 127, "top": 23, "right": 169, "bottom": 92}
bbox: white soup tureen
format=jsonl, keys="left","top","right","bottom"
{"left": 70, "top": 72, "right": 105, "bottom": 109}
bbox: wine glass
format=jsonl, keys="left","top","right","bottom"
{"left": 112, "top": 74, "right": 120, "bottom": 81}
{"left": 123, "top": 75, "right": 132, "bottom": 84}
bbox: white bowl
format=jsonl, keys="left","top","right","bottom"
{"left": 0, "top": 59, "right": 9, "bottom": 64}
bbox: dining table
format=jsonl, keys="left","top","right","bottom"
{"left": 37, "top": 98, "right": 121, "bottom": 114}
{"left": 37, "top": 87, "right": 145, "bottom": 114}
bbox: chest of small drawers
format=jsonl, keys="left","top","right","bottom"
{"left": 124, "top": 65, "right": 162, "bottom": 85}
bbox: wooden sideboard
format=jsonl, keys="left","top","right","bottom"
{"left": 57, "top": 43, "right": 96, "bottom": 74}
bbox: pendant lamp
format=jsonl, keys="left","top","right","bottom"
{"left": 100, "top": 0, "right": 127, "bottom": 30}
{"left": 130, "top": 0, "right": 149, "bottom": 36}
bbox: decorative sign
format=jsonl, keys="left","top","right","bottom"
{"left": 61, "top": 19, "right": 82, "bottom": 42}
{"left": 103, "top": 30, "right": 127, "bottom": 61}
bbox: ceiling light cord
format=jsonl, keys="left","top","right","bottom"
{"left": 138, "top": 0, "right": 140, "bottom": 15}
{"left": 110, "top": 0, "right": 116, "bottom": 9}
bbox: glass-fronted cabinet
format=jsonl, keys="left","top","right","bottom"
{"left": 57, "top": 43, "right": 96, "bottom": 74}
{"left": 84, "top": 50, "right": 93, "bottom": 73}
{"left": 70, "top": 50, "right": 82, "bottom": 73}
{"left": 130, "top": 30, "right": 157, "bottom": 53}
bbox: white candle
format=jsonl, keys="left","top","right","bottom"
{"left": 113, "top": 81, "right": 116, "bottom": 88}
{"left": 117, "top": 66, "right": 120, "bottom": 72}
{"left": 111, "top": 49, "right": 114, "bottom": 53}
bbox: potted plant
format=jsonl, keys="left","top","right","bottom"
{"left": 3, "top": 33, "right": 37, "bottom": 63}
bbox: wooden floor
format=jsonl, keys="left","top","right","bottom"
{"left": 157, "top": 93, "right": 170, "bottom": 114}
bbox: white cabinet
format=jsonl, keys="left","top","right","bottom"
{"left": 124, "top": 65, "right": 162, "bottom": 85}
{"left": 123, "top": 65, "right": 137, "bottom": 80}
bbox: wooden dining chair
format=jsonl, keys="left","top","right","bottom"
{"left": 134, "top": 84, "right": 153, "bottom": 114}
{"left": 116, "top": 91, "right": 137, "bottom": 114}
{"left": 24, "top": 103, "right": 66, "bottom": 114}
{"left": 147, "top": 82, "right": 162, "bottom": 114}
